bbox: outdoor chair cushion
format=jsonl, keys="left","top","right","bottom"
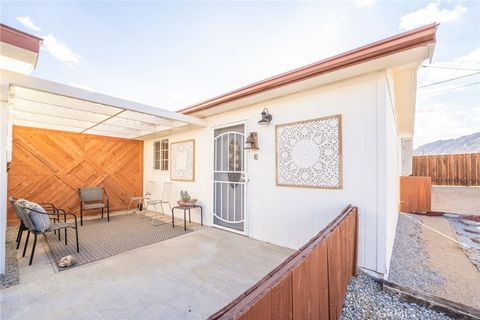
{"left": 17, "top": 199, "right": 50, "bottom": 232}
{"left": 82, "top": 202, "right": 105, "bottom": 210}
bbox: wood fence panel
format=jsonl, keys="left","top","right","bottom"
{"left": 327, "top": 226, "right": 343, "bottom": 320}
{"left": 292, "top": 241, "right": 329, "bottom": 320}
{"left": 412, "top": 153, "right": 479, "bottom": 186}
{"left": 7, "top": 126, "right": 143, "bottom": 224}
{"left": 209, "top": 206, "right": 358, "bottom": 320}
{"left": 239, "top": 292, "right": 272, "bottom": 320}
{"left": 271, "top": 274, "right": 293, "bottom": 320}
{"left": 400, "top": 176, "right": 432, "bottom": 213}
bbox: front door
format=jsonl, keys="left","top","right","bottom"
{"left": 213, "top": 124, "right": 246, "bottom": 233}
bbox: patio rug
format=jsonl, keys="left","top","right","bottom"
{"left": 45, "top": 214, "right": 192, "bottom": 271}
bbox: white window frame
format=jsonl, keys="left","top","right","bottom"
{"left": 153, "top": 139, "right": 169, "bottom": 171}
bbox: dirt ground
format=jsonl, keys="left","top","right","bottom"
{"left": 390, "top": 185, "right": 480, "bottom": 310}
{"left": 432, "top": 186, "right": 480, "bottom": 215}
{"left": 418, "top": 215, "right": 480, "bottom": 309}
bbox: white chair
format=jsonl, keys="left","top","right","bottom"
{"left": 147, "top": 182, "right": 173, "bottom": 222}
{"left": 128, "top": 181, "right": 155, "bottom": 215}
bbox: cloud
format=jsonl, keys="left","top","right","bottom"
{"left": 417, "top": 47, "right": 480, "bottom": 96}
{"left": 16, "top": 16, "right": 41, "bottom": 32}
{"left": 69, "top": 82, "right": 94, "bottom": 91}
{"left": 414, "top": 104, "right": 480, "bottom": 147}
{"left": 352, "top": 0, "right": 375, "bottom": 8}
{"left": 42, "top": 34, "right": 81, "bottom": 65}
{"left": 399, "top": 2, "right": 467, "bottom": 30}
{"left": 16, "top": 16, "right": 81, "bottom": 66}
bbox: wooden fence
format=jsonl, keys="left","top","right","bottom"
{"left": 209, "top": 205, "right": 358, "bottom": 320}
{"left": 400, "top": 176, "right": 431, "bottom": 213}
{"left": 7, "top": 126, "right": 143, "bottom": 224}
{"left": 412, "top": 153, "right": 480, "bottom": 186}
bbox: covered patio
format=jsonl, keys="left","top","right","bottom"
{"left": 2, "top": 222, "right": 293, "bottom": 320}
{"left": 0, "top": 68, "right": 208, "bottom": 275}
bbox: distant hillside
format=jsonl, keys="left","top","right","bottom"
{"left": 414, "top": 132, "right": 480, "bottom": 155}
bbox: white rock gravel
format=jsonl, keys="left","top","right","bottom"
{"left": 388, "top": 214, "right": 445, "bottom": 292}
{"left": 0, "top": 227, "right": 20, "bottom": 289}
{"left": 341, "top": 272, "right": 452, "bottom": 320}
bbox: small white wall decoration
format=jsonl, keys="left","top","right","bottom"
{"left": 170, "top": 139, "right": 195, "bottom": 181}
{"left": 276, "top": 114, "right": 342, "bottom": 189}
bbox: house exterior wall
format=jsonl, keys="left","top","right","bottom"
{"left": 144, "top": 72, "right": 401, "bottom": 276}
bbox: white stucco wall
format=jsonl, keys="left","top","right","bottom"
{"left": 144, "top": 72, "right": 401, "bottom": 276}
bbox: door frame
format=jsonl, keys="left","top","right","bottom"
{"left": 211, "top": 119, "right": 249, "bottom": 236}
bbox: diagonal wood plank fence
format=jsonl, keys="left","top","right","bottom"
{"left": 209, "top": 205, "right": 358, "bottom": 320}
{"left": 412, "top": 153, "right": 480, "bottom": 186}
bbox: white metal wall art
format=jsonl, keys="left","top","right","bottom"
{"left": 170, "top": 139, "right": 195, "bottom": 181}
{"left": 276, "top": 114, "right": 342, "bottom": 189}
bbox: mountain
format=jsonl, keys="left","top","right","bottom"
{"left": 414, "top": 132, "right": 480, "bottom": 155}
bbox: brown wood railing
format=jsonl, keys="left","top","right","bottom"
{"left": 412, "top": 153, "right": 480, "bottom": 186}
{"left": 209, "top": 205, "right": 358, "bottom": 320}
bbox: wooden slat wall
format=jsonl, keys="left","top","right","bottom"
{"left": 209, "top": 206, "right": 358, "bottom": 320}
{"left": 400, "top": 176, "right": 431, "bottom": 213}
{"left": 412, "top": 153, "right": 480, "bottom": 186}
{"left": 7, "top": 126, "right": 143, "bottom": 224}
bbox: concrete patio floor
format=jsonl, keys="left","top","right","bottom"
{"left": 1, "top": 213, "right": 294, "bottom": 320}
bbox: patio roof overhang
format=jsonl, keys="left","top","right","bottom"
{"left": 0, "top": 69, "right": 206, "bottom": 140}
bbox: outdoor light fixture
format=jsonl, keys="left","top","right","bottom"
{"left": 244, "top": 132, "right": 259, "bottom": 150}
{"left": 258, "top": 108, "right": 272, "bottom": 125}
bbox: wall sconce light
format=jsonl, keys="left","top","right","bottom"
{"left": 258, "top": 108, "right": 272, "bottom": 125}
{"left": 244, "top": 132, "right": 259, "bottom": 150}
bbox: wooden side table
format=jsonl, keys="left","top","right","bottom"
{"left": 171, "top": 205, "right": 203, "bottom": 231}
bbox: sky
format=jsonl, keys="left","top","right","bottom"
{"left": 1, "top": 0, "right": 479, "bottom": 148}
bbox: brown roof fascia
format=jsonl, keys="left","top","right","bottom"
{"left": 178, "top": 23, "right": 437, "bottom": 115}
{"left": 0, "top": 23, "right": 43, "bottom": 53}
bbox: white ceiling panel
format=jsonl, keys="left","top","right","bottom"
{"left": 4, "top": 76, "right": 205, "bottom": 140}
{"left": 13, "top": 86, "right": 120, "bottom": 116}
{"left": 13, "top": 98, "right": 111, "bottom": 123}
{"left": 13, "top": 110, "right": 96, "bottom": 129}
{"left": 13, "top": 119, "right": 85, "bottom": 133}
{"left": 118, "top": 110, "right": 178, "bottom": 127}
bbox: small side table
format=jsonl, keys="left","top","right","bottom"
{"left": 171, "top": 205, "right": 203, "bottom": 231}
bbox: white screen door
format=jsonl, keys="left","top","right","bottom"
{"left": 213, "top": 124, "right": 246, "bottom": 233}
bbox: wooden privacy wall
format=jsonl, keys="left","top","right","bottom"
{"left": 209, "top": 206, "right": 358, "bottom": 320}
{"left": 412, "top": 153, "right": 480, "bottom": 186}
{"left": 7, "top": 126, "right": 143, "bottom": 224}
{"left": 400, "top": 176, "right": 431, "bottom": 213}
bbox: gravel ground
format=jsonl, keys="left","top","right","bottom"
{"left": 448, "top": 218, "right": 480, "bottom": 271}
{"left": 388, "top": 214, "right": 445, "bottom": 292}
{"left": 341, "top": 272, "right": 452, "bottom": 320}
{"left": 0, "top": 227, "right": 20, "bottom": 289}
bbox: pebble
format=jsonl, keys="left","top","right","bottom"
{"left": 0, "top": 227, "right": 20, "bottom": 289}
{"left": 341, "top": 272, "right": 452, "bottom": 320}
{"left": 388, "top": 214, "right": 445, "bottom": 292}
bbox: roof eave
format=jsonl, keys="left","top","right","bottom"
{"left": 178, "top": 23, "right": 438, "bottom": 115}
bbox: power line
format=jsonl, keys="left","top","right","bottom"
{"left": 417, "top": 81, "right": 480, "bottom": 98}
{"left": 421, "top": 65, "right": 480, "bottom": 72}
{"left": 438, "top": 19, "right": 480, "bottom": 36}
{"left": 418, "top": 71, "right": 480, "bottom": 88}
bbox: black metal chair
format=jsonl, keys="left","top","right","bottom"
{"left": 79, "top": 187, "right": 110, "bottom": 226}
{"left": 8, "top": 197, "right": 58, "bottom": 249}
{"left": 12, "top": 198, "right": 80, "bottom": 265}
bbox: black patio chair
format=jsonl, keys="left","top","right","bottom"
{"left": 8, "top": 197, "right": 59, "bottom": 249}
{"left": 12, "top": 199, "right": 79, "bottom": 265}
{"left": 79, "top": 186, "right": 110, "bottom": 226}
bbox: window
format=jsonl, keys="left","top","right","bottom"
{"left": 154, "top": 139, "right": 169, "bottom": 170}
